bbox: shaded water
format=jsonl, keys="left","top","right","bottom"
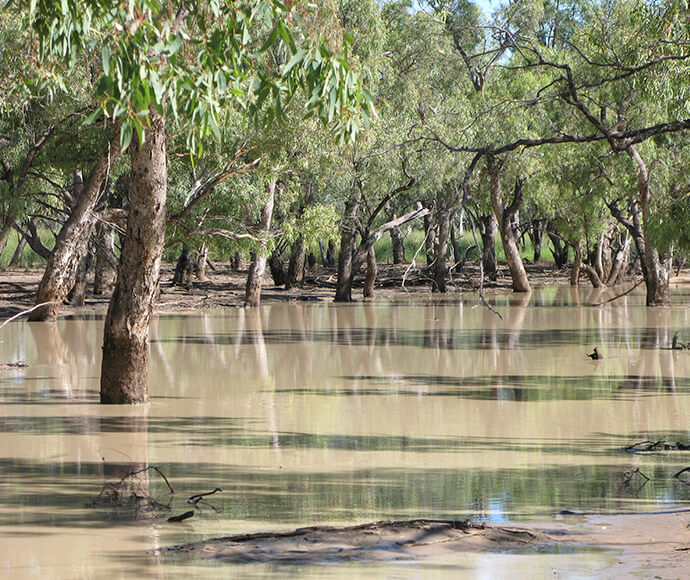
{"left": 1, "top": 285, "right": 689, "bottom": 578}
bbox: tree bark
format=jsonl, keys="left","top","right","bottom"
{"left": 432, "top": 204, "right": 450, "bottom": 292}
{"left": 384, "top": 202, "right": 406, "bottom": 264}
{"left": 626, "top": 145, "right": 671, "bottom": 306}
{"left": 172, "top": 244, "right": 194, "bottom": 288}
{"left": 285, "top": 235, "right": 306, "bottom": 289}
{"left": 363, "top": 246, "right": 377, "bottom": 298}
{"left": 478, "top": 213, "right": 498, "bottom": 281}
{"left": 29, "top": 133, "right": 122, "bottom": 321}
{"left": 100, "top": 111, "right": 166, "bottom": 404}
{"left": 195, "top": 243, "right": 208, "bottom": 282}
{"left": 67, "top": 251, "right": 91, "bottom": 305}
{"left": 570, "top": 242, "right": 582, "bottom": 286}
{"left": 93, "top": 222, "right": 117, "bottom": 295}
{"left": 9, "top": 233, "right": 27, "bottom": 266}
{"left": 334, "top": 190, "right": 361, "bottom": 302}
{"left": 244, "top": 180, "right": 276, "bottom": 307}
{"left": 487, "top": 156, "right": 531, "bottom": 293}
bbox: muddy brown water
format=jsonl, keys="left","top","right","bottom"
{"left": 1, "top": 285, "right": 689, "bottom": 578}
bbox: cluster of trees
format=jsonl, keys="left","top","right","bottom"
{"left": 2, "top": 0, "right": 690, "bottom": 403}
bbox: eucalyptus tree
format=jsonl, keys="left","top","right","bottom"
{"left": 28, "top": 0, "right": 373, "bottom": 403}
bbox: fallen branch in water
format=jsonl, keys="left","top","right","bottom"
{"left": 589, "top": 279, "right": 644, "bottom": 306}
{"left": 0, "top": 360, "right": 28, "bottom": 370}
{"left": 0, "top": 302, "right": 61, "bottom": 330}
{"left": 188, "top": 487, "right": 223, "bottom": 507}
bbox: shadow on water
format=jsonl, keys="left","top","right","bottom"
{"left": 0, "top": 457, "right": 687, "bottom": 530}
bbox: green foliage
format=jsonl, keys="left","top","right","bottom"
{"left": 27, "top": 0, "right": 375, "bottom": 151}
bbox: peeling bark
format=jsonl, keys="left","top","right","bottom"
{"left": 100, "top": 111, "right": 166, "bottom": 404}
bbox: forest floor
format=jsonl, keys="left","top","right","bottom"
{"left": 0, "top": 260, "right": 588, "bottom": 319}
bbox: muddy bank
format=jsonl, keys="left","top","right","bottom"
{"left": 161, "top": 511, "right": 689, "bottom": 577}
{"left": 0, "top": 261, "right": 667, "bottom": 320}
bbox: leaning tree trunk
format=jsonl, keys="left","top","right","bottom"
{"left": 29, "top": 133, "right": 122, "bottom": 321}
{"left": 363, "top": 246, "right": 377, "bottom": 298}
{"left": 626, "top": 145, "right": 671, "bottom": 306}
{"left": 100, "top": 111, "right": 166, "bottom": 404}
{"left": 244, "top": 180, "right": 277, "bottom": 307}
{"left": 487, "top": 156, "right": 530, "bottom": 293}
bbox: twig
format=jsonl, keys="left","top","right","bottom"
{"left": 188, "top": 487, "right": 223, "bottom": 506}
{"left": 401, "top": 226, "right": 431, "bottom": 292}
{"left": 465, "top": 205, "right": 503, "bottom": 320}
{"left": 0, "top": 302, "right": 61, "bottom": 330}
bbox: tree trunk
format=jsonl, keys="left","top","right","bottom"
{"left": 172, "top": 245, "right": 194, "bottom": 288}
{"left": 29, "top": 134, "right": 122, "bottom": 321}
{"left": 100, "top": 111, "right": 166, "bottom": 404}
{"left": 9, "top": 233, "right": 27, "bottom": 266}
{"left": 67, "top": 251, "right": 92, "bottom": 305}
{"left": 487, "top": 156, "right": 530, "bottom": 293}
{"left": 195, "top": 243, "right": 209, "bottom": 282}
{"left": 529, "top": 218, "right": 547, "bottom": 262}
{"left": 285, "top": 235, "right": 306, "bottom": 289}
{"left": 0, "top": 216, "right": 14, "bottom": 259}
{"left": 606, "top": 231, "right": 631, "bottom": 286}
{"left": 335, "top": 191, "right": 361, "bottom": 302}
{"left": 424, "top": 208, "right": 436, "bottom": 267}
{"left": 384, "top": 202, "right": 406, "bottom": 264}
{"left": 244, "top": 180, "right": 277, "bottom": 307}
{"left": 626, "top": 145, "right": 671, "bottom": 306}
{"left": 570, "top": 243, "right": 582, "bottom": 286}
{"left": 231, "top": 252, "right": 246, "bottom": 271}
{"left": 478, "top": 213, "right": 498, "bottom": 281}
{"left": 547, "top": 227, "right": 569, "bottom": 269}
{"left": 432, "top": 205, "right": 450, "bottom": 292}
{"left": 363, "top": 246, "right": 377, "bottom": 298}
{"left": 268, "top": 247, "right": 287, "bottom": 286}
{"left": 93, "top": 222, "right": 117, "bottom": 295}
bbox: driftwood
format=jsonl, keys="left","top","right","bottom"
{"left": 625, "top": 440, "right": 690, "bottom": 453}
{"left": 0, "top": 360, "right": 28, "bottom": 370}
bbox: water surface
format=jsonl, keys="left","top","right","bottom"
{"left": 1, "top": 285, "right": 689, "bottom": 578}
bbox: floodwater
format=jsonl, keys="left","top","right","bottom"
{"left": 1, "top": 285, "right": 689, "bottom": 579}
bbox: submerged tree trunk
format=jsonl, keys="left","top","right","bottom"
{"left": 244, "top": 180, "right": 277, "bottom": 307}
{"left": 30, "top": 133, "right": 122, "bottom": 321}
{"left": 335, "top": 190, "right": 362, "bottom": 303}
{"left": 619, "top": 145, "right": 671, "bottom": 306}
{"left": 487, "top": 156, "right": 530, "bottom": 293}
{"left": 100, "top": 112, "right": 166, "bottom": 404}
{"left": 67, "top": 250, "right": 91, "bottom": 305}
{"left": 570, "top": 243, "right": 582, "bottom": 286}
{"left": 363, "top": 246, "right": 377, "bottom": 298}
